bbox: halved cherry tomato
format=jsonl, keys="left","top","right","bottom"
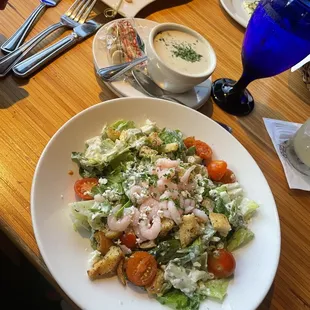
{"left": 74, "top": 178, "right": 98, "bottom": 200}
{"left": 183, "top": 136, "right": 196, "bottom": 148}
{"left": 195, "top": 140, "right": 213, "bottom": 163}
{"left": 218, "top": 169, "right": 236, "bottom": 184}
{"left": 120, "top": 232, "right": 136, "bottom": 249}
{"left": 126, "top": 251, "right": 157, "bottom": 286}
{"left": 207, "top": 249, "right": 236, "bottom": 278}
{"left": 207, "top": 160, "right": 227, "bottom": 181}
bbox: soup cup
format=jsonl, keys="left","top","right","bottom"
{"left": 146, "top": 22, "right": 217, "bottom": 93}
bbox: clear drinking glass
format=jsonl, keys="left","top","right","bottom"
{"left": 212, "top": 0, "right": 310, "bottom": 116}
{"left": 283, "top": 119, "right": 310, "bottom": 176}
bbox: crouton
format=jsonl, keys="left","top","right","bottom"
{"left": 116, "top": 258, "right": 126, "bottom": 286}
{"left": 162, "top": 142, "right": 179, "bottom": 153}
{"left": 209, "top": 212, "right": 231, "bottom": 237}
{"left": 159, "top": 218, "right": 175, "bottom": 237}
{"left": 106, "top": 127, "right": 120, "bottom": 141}
{"left": 139, "top": 240, "right": 157, "bottom": 249}
{"left": 179, "top": 214, "right": 202, "bottom": 248}
{"left": 148, "top": 132, "right": 162, "bottom": 147}
{"left": 146, "top": 269, "right": 165, "bottom": 296}
{"left": 94, "top": 231, "right": 113, "bottom": 255}
{"left": 104, "top": 229, "right": 122, "bottom": 240}
{"left": 139, "top": 146, "right": 158, "bottom": 158}
{"left": 87, "top": 246, "right": 124, "bottom": 280}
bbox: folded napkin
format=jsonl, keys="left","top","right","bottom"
{"left": 264, "top": 118, "right": 310, "bottom": 191}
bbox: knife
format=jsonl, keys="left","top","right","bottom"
{"left": 13, "top": 13, "right": 109, "bottom": 78}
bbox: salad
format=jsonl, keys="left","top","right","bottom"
{"left": 69, "top": 119, "right": 259, "bottom": 310}
{"left": 243, "top": 0, "right": 260, "bottom": 15}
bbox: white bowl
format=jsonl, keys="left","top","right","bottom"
{"left": 31, "top": 97, "right": 280, "bottom": 310}
{"left": 146, "top": 23, "right": 217, "bottom": 93}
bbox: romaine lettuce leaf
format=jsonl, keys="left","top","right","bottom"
{"left": 199, "top": 279, "right": 230, "bottom": 301}
{"left": 159, "top": 128, "right": 186, "bottom": 156}
{"left": 239, "top": 198, "right": 259, "bottom": 220}
{"left": 227, "top": 227, "right": 254, "bottom": 252}
{"left": 69, "top": 200, "right": 110, "bottom": 231}
{"left": 149, "top": 240, "right": 182, "bottom": 264}
{"left": 157, "top": 289, "right": 203, "bottom": 310}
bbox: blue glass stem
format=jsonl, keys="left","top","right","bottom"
{"left": 230, "top": 73, "right": 254, "bottom": 96}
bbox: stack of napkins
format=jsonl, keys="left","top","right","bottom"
{"left": 264, "top": 118, "right": 310, "bottom": 191}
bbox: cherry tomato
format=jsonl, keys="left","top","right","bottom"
{"left": 126, "top": 252, "right": 157, "bottom": 286}
{"left": 207, "top": 249, "right": 236, "bottom": 278}
{"left": 207, "top": 160, "right": 227, "bottom": 181}
{"left": 74, "top": 178, "right": 98, "bottom": 200}
{"left": 120, "top": 233, "right": 136, "bottom": 249}
{"left": 219, "top": 169, "right": 236, "bottom": 184}
{"left": 195, "top": 140, "right": 213, "bottom": 163}
{"left": 184, "top": 136, "right": 196, "bottom": 148}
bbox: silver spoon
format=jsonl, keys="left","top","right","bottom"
{"left": 132, "top": 68, "right": 233, "bottom": 133}
{"left": 131, "top": 68, "right": 186, "bottom": 104}
{"left": 1, "top": 0, "right": 62, "bottom": 53}
{"left": 97, "top": 55, "right": 147, "bottom": 82}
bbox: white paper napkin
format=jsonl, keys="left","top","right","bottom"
{"left": 263, "top": 118, "right": 310, "bottom": 191}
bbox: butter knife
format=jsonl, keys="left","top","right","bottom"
{"left": 13, "top": 13, "right": 109, "bottom": 78}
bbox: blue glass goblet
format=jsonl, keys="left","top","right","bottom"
{"left": 212, "top": 0, "right": 310, "bottom": 116}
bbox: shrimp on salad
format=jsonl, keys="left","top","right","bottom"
{"left": 69, "top": 119, "right": 259, "bottom": 310}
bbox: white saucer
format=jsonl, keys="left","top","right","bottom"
{"left": 100, "top": 0, "right": 155, "bottom": 18}
{"left": 220, "top": 0, "right": 250, "bottom": 28}
{"left": 92, "top": 18, "right": 212, "bottom": 110}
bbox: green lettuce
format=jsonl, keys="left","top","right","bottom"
{"left": 239, "top": 198, "right": 259, "bottom": 220}
{"left": 109, "top": 120, "right": 136, "bottom": 132}
{"left": 227, "top": 227, "right": 254, "bottom": 252}
{"left": 69, "top": 200, "right": 110, "bottom": 231}
{"left": 157, "top": 289, "right": 203, "bottom": 310}
{"left": 149, "top": 240, "right": 182, "bottom": 264}
{"left": 159, "top": 128, "right": 186, "bottom": 157}
{"left": 199, "top": 279, "right": 230, "bottom": 301}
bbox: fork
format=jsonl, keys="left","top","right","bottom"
{"left": 0, "top": 0, "right": 97, "bottom": 77}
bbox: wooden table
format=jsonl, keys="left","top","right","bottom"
{"left": 1, "top": 0, "right": 310, "bottom": 309}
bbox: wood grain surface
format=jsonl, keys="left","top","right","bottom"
{"left": 0, "top": 0, "right": 310, "bottom": 309}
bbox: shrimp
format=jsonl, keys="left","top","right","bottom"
{"left": 180, "top": 166, "right": 196, "bottom": 185}
{"left": 132, "top": 207, "right": 140, "bottom": 226}
{"left": 179, "top": 195, "right": 184, "bottom": 208}
{"left": 159, "top": 200, "right": 168, "bottom": 210}
{"left": 160, "top": 190, "right": 179, "bottom": 201}
{"left": 139, "top": 216, "right": 161, "bottom": 240}
{"left": 157, "top": 168, "right": 176, "bottom": 180}
{"left": 129, "top": 185, "right": 148, "bottom": 204}
{"left": 139, "top": 198, "right": 160, "bottom": 219}
{"left": 133, "top": 225, "right": 147, "bottom": 243}
{"left": 184, "top": 199, "right": 195, "bottom": 214}
{"left": 193, "top": 209, "right": 209, "bottom": 222}
{"left": 108, "top": 213, "right": 132, "bottom": 232}
{"left": 156, "top": 158, "right": 179, "bottom": 169}
{"left": 157, "top": 179, "right": 178, "bottom": 192}
{"left": 168, "top": 200, "right": 182, "bottom": 225}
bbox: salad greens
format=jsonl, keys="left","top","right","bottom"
{"left": 69, "top": 119, "right": 259, "bottom": 310}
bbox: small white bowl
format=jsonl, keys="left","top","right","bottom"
{"left": 146, "top": 22, "right": 217, "bottom": 93}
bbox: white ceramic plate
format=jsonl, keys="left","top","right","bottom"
{"left": 220, "top": 0, "right": 250, "bottom": 28}
{"left": 93, "top": 18, "right": 212, "bottom": 110}
{"left": 32, "top": 97, "right": 281, "bottom": 310}
{"left": 100, "top": 0, "right": 155, "bottom": 17}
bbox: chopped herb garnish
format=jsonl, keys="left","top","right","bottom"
{"left": 171, "top": 43, "right": 202, "bottom": 63}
